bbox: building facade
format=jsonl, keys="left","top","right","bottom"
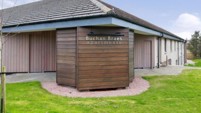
{"left": 0, "top": 0, "right": 186, "bottom": 90}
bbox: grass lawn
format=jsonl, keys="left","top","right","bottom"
{"left": 1, "top": 69, "right": 201, "bottom": 113}
{"left": 186, "top": 59, "right": 201, "bottom": 67}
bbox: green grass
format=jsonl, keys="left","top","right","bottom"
{"left": 186, "top": 59, "right": 201, "bottom": 67}
{"left": 1, "top": 69, "right": 201, "bottom": 113}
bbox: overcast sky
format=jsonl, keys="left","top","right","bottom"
{"left": 1, "top": 0, "right": 201, "bottom": 39}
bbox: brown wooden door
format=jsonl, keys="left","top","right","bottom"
{"left": 143, "top": 40, "right": 152, "bottom": 68}
{"left": 29, "top": 32, "right": 56, "bottom": 73}
{"left": 30, "top": 33, "right": 44, "bottom": 72}
{"left": 2, "top": 34, "right": 30, "bottom": 72}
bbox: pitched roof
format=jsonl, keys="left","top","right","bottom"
{"left": 98, "top": 0, "right": 182, "bottom": 40}
{"left": 0, "top": 0, "right": 183, "bottom": 40}
{"left": 1, "top": 0, "right": 106, "bottom": 26}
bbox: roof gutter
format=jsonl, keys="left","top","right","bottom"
{"left": 2, "top": 14, "right": 185, "bottom": 42}
{"left": 111, "top": 17, "right": 184, "bottom": 41}
{"left": 108, "top": 14, "right": 184, "bottom": 41}
{"left": 163, "top": 33, "right": 184, "bottom": 42}
{"left": 111, "top": 17, "right": 162, "bottom": 36}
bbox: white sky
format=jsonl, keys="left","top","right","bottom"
{"left": 170, "top": 13, "right": 201, "bottom": 40}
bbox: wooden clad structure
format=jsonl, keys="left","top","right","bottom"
{"left": 56, "top": 29, "right": 77, "bottom": 87}
{"left": 56, "top": 27, "right": 134, "bottom": 90}
{"left": 77, "top": 27, "right": 130, "bottom": 90}
{"left": 129, "top": 31, "right": 134, "bottom": 82}
{"left": 3, "top": 27, "right": 134, "bottom": 91}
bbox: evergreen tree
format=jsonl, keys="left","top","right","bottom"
{"left": 188, "top": 31, "right": 201, "bottom": 58}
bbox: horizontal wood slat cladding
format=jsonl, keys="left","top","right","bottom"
{"left": 78, "top": 41, "right": 129, "bottom": 45}
{"left": 78, "top": 45, "right": 129, "bottom": 49}
{"left": 79, "top": 57, "right": 128, "bottom": 62}
{"left": 78, "top": 81, "right": 128, "bottom": 90}
{"left": 79, "top": 65, "right": 128, "bottom": 71}
{"left": 78, "top": 49, "right": 128, "bottom": 53}
{"left": 56, "top": 29, "right": 76, "bottom": 87}
{"left": 79, "top": 53, "right": 128, "bottom": 58}
{"left": 79, "top": 73, "right": 128, "bottom": 79}
{"left": 77, "top": 27, "right": 129, "bottom": 90}
{"left": 79, "top": 61, "right": 128, "bottom": 66}
{"left": 79, "top": 77, "right": 128, "bottom": 85}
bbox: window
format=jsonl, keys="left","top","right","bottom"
{"left": 164, "top": 38, "right": 167, "bottom": 52}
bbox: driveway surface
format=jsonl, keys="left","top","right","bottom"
{"left": 1, "top": 66, "right": 201, "bottom": 83}
{"left": 135, "top": 66, "right": 201, "bottom": 76}
{"left": 1, "top": 72, "right": 56, "bottom": 83}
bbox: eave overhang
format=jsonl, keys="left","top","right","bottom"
{"left": 2, "top": 16, "right": 184, "bottom": 41}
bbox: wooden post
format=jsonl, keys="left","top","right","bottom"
{"left": 1, "top": 66, "right": 6, "bottom": 113}
{"left": 0, "top": 0, "right": 5, "bottom": 112}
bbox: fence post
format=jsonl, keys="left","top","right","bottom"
{"left": 1, "top": 66, "right": 6, "bottom": 113}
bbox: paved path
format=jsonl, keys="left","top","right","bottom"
{"left": 1, "top": 73, "right": 56, "bottom": 83}
{"left": 135, "top": 66, "right": 201, "bottom": 76}
{"left": 2, "top": 66, "right": 201, "bottom": 83}
{"left": 186, "top": 60, "right": 195, "bottom": 65}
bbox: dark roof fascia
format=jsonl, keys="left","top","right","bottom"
{"left": 2, "top": 13, "right": 184, "bottom": 42}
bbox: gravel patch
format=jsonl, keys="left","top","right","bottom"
{"left": 41, "top": 76, "right": 150, "bottom": 98}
